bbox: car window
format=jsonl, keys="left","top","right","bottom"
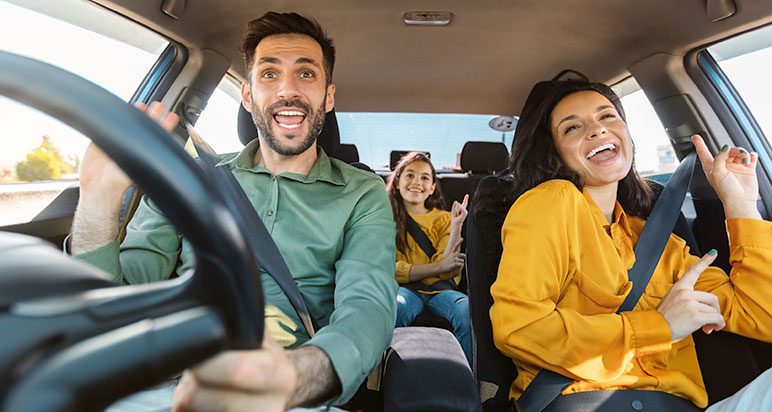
{"left": 194, "top": 77, "right": 244, "bottom": 154}
{"left": 707, "top": 25, "right": 772, "bottom": 143}
{"left": 338, "top": 113, "right": 516, "bottom": 171}
{"left": 615, "top": 81, "right": 679, "bottom": 178}
{"left": 0, "top": 0, "right": 168, "bottom": 226}
{"left": 337, "top": 91, "right": 674, "bottom": 175}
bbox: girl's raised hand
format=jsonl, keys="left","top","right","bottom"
{"left": 450, "top": 194, "right": 469, "bottom": 227}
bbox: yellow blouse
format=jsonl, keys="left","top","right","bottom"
{"left": 395, "top": 208, "right": 462, "bottom": 294}
{"left": 491, "top": 180, "right": 772, "bottom": 408}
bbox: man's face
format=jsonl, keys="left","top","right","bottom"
{"left": 241, "top": 34, "right": 335, "bottom": 157}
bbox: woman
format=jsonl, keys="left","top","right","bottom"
{"left": 386, "top": 152, "right": 472, "bottom": 363}
{"left": 488, "top": 79, "right": 771, "bottom": 410}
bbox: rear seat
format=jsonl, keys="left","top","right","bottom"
{"left": 438, "top": 142, "right": 509, "bottom": 208}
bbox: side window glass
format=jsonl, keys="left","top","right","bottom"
{"left": 616, "top": 79, "right": 678, "bottom": 179}
{"left": 0, "top": 0, "right": 167, "bottom": 225}
{"left": 707, "top": 25, "right": 772, "bottom": 143}
{"left": 194, "top": 77, "right": 244, "bottom": 154}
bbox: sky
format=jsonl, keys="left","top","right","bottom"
{"left": 0, "top": 0, "right": 165, "bottom": 171}
{"left": 1, "top": 0, "right": 770, "bottom": 179}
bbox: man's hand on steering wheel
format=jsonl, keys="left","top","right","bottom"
{"left": 172, "top": 334, "right": 297, "bottom": 412}
{"left": 72, "top": 102, "right": 180, "bottom": 255}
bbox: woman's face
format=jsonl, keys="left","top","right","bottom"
{"left": 550, "top": 91, "right": 634, "bottom": 188}
{"left": 397, "top": 160, "right": 436, "bottom": 207}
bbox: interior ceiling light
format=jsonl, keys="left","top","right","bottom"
{"left": 402, "top": 11, "right": 453, "bottom": 26}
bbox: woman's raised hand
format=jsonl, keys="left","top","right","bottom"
{"left": 692, "top": 135, "right": 761, "bottom": 220}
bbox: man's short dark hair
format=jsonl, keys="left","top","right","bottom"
{"left": 240, "top": 12, "right": 336, "bottom": 85}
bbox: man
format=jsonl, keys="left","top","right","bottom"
{"left": 71, "top": 12, "right": 398, "bottom": 411}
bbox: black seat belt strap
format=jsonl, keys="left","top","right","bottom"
{"left": 517, "top": 151, "right": 698, "bottom": 412}
{"left": 406, "top": 214, "right": 437, "bottom": 258}
{"left": 404, "top": 214, "right": 459, "bottom": 291}
{"left": 185, "top": 122, "right": 317, "bottom": 336}
{"left": 619, "top": 151, "right": 698, "bottom": 311}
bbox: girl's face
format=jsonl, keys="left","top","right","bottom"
{"left": 550, "top": 91, "right": 634, "bottom": 188}
{"left": 397, "top": 161, "right": 436, "bottom": 207}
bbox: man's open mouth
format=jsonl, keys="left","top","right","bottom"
{"left": 273, "top": 110, "right": 307, "bottom": 130}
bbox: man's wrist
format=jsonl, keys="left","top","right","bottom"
{"left": 70, "top": 195, "right": 123, "bottom": 256}
{"left": 286, "top": 345, "right": 341, "bottom": 408}
{"left": 79, "top": 188, "right": 127, "bottom": 210}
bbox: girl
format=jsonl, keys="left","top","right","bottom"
{"left": 386, "top": 152, "right": 472, "bottom": 364}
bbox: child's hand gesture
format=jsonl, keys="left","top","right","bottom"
{"left": 444, "top": 194, "right": 469, "bottom": 258}
{"left": 450, "top": 194, "right": 469, "bottom": 230}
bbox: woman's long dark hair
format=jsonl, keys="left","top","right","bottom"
{"left": 474, "top": 79, "right": 652, "bottom": 221}
{"left": 386, "top": 152, "right": 445, "bottom": 254}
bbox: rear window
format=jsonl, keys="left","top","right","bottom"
{"left": 338, "top": 113, "right": 515, "bottom": 171}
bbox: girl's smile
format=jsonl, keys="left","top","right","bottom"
{"left": 398, "top": 160, "right": 436, "bottom": 213}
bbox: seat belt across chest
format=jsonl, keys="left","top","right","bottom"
{"left": 185, "top": 122, "right": 318, "bottom": 337}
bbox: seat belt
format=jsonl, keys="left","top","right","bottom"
{"left": 185, "top": 121, "right": 317, "bottom": 337}
{"left": 517, "top": 151, "right": 698, "bottom": 412}
{"left": 404, "top": 213, "right": 458, "bottom": 291}
{"left": 406, "top": 214, "right": 437, "bottom": 258}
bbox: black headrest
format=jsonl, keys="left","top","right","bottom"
{"left": 237, "top": 104, "right": 340, "bottom": 156}
{"left": 334, "top": 143, "right": 359, "bottom": 163}
{"left": 350, "top": 162, "right": 375, "bottom": 173}
{"left": 390, "top": 150, "right": 431, "bottom": 171}
{"left": 460, "top": 142, "right": 509, "bottom": 174}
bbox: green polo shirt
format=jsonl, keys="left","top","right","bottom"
{"left": 76, "top": 139, "right": 398, "bottom": 404}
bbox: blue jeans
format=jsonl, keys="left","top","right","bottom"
{"left": 395, "top": 287, "right": 472, "bottom": 364}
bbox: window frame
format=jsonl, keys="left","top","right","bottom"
{"left": 132, "top": 42, "right": 188, "bottom": 106}
{"left": 0, "top": 0, "right": 188, "bottom": 229}
{"left": 684, "top": 24, "right": 772, "bottom": 216}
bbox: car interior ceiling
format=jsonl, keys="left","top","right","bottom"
{"left": 86, "top": 0, "right": 772, "bottom": 115}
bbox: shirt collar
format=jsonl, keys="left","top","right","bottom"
{"left": 612, "top": 202, "right": 631, "bottom": 234}
{"left": 217, "top": 139, "right": 345, "bottom": 186}
{"left": 581, "top": 188, "right": 630, "bottom": 230}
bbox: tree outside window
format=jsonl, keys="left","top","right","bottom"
{"left": 14, "top": 136, "right": 79, "bottom": 182}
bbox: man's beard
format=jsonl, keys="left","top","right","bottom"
{"left": 251, "top": 98, "right": 326, "bottom": 156}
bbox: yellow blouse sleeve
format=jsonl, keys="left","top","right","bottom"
{"left": 688, "top": 218, "right": 772, "bottom": 341}
{"left": 395, "top": 249, "right": 413, "bottom": 283}
{"left": 429, "top": 211, "right": 451, "bottom": 263}
{"left": 430, "top": 211, "right": 462, "bottom": 280}
{"left": 491, "top": 181, "right": 671, "bottom": 384}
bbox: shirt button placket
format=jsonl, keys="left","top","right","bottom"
{"left": 265, "top": 177, "right": 279, "bottom": 231}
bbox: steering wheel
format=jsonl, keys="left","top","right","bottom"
{"left": 0, "top": 51, "right": 265, "bottom": 411}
